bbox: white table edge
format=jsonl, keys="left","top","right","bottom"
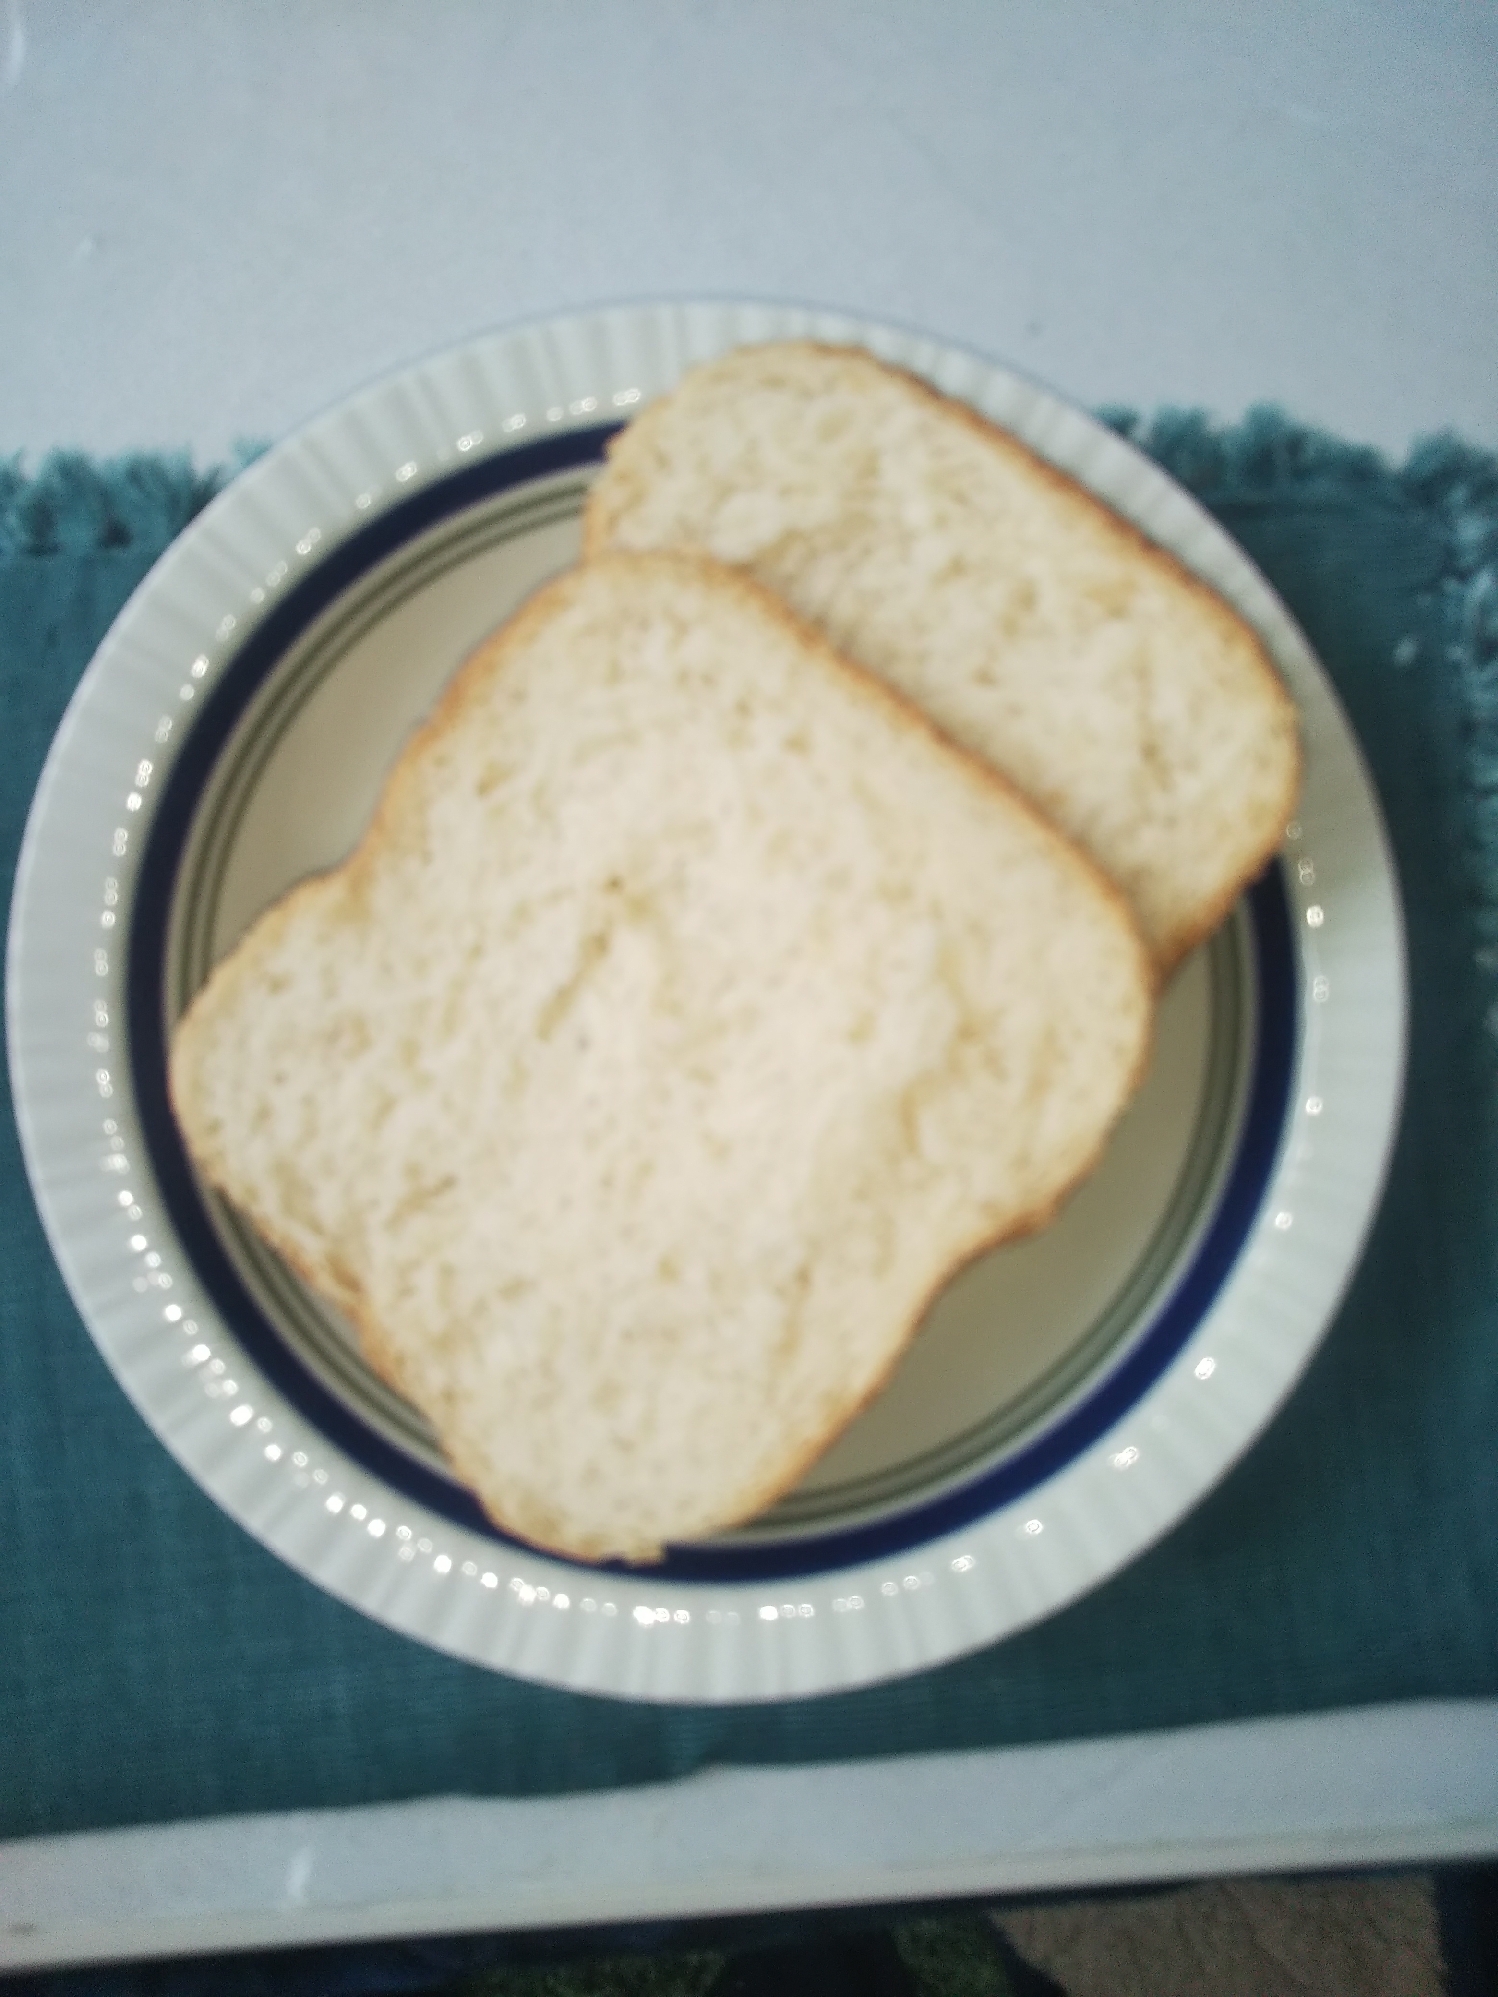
{"left": 4, "top": 1697, "right": 1496, "bottom": 1973}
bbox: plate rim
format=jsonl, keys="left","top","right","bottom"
{"left": 5, "top": 298, "right": 1408, "bottom": 1701}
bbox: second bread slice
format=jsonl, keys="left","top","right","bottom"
{"left": 586, "top": 341, "right": 1301, "bottom": 970}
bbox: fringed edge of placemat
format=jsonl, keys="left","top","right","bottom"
{"left": 0, "top": 445, "right": 264, "bottom": 558}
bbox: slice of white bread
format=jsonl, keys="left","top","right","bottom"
{"left": 169, "top": 552, "right": 1152, "bottom": 1563}
{"left": 585, "top": 342, "right": 1301, "bottom": 969}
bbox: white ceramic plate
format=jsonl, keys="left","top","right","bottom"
{"left": 6, "top": 302, "right": 1405, "bottom": 1701}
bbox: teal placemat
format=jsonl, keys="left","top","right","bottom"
{"left": 3, "top": 417, "right": 1496, "bottom": 1842}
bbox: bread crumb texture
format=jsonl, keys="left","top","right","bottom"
{"left": 587, "top": 342, "right": 1301, "bottom": 968}
{"left": 170, "top": 554, "right": 1151, "bottom": 1562}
